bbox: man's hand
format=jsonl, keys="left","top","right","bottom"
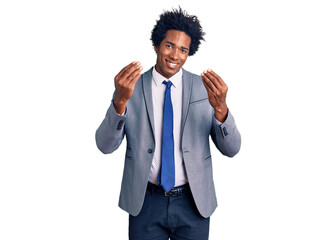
{"left": 201, "top": 69, "right": 228, "bottom": 122}
{"left": 113, "top": 61, "right": 143, "bottom": 114}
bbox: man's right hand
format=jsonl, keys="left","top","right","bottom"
{"left": 113, "top": 61, "right": 143, "bottom": 114}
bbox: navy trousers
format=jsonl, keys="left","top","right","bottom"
{"left": 129, "top": 183, "right": 210, "bottom": 240}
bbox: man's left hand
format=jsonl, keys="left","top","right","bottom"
{"left": 201, "top": 69, "right": 228, "bottom": 123}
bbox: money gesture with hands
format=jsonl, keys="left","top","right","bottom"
{"left": 201, "top": 69, "right": 229, "bottom": 122}
{"left": 113, "top": 61, "right": 143, "bottom": 114}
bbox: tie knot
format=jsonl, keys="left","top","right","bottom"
{"left": 163, "top": 80, "right": 172, "bottom": 89}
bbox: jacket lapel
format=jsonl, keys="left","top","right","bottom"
{"left": 142, "top": 67, "right": 192, "bottom": 142}
{"left": 142, "top": 67, "right": 156, "bottom": 139}
{"left": 181, "top": 69, "right": 193, "bottom": 135}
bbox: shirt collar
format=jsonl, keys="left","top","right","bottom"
{"left": 152, "top": 66, "right": 183, "bottom": 88}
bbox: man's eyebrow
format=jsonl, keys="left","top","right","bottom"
{"left": 166, "top": 41, "right": 189, "bottom": 50}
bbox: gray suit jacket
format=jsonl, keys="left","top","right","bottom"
{"left": 96, "top": 67, "right": 241, "bottom": 218}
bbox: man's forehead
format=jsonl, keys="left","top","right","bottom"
{"left": 163, "top": 30, "right": 191, "bottom": 44}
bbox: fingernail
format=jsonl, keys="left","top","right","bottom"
{"left": 208, "top": 69, "right": 212, "bottom": 72}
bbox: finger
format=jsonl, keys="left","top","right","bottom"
{"left": 203, "top": 69, "right": 223, "bottom": 89}
{"left": 119, "top": 61, "right": 142, "bottom": 81}
{"left": 207, "top": 69, "right": 227, "bottom": 89}
{"left": 115, "top": 61, "right": 136, "bottom": 80}
{"left": 128, "top": 66, "right": 143, "bottom": 85}
{"left": 201, "top": 72, "right": 217, "bottom": 94}
{"left": 202, "top": 79, "right": 217, "bottom": 103}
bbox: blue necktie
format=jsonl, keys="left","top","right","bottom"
{"left": 159, "top": 80, "right": 175, "bottom": 193}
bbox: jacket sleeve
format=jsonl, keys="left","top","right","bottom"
{"left": 210, "top": 110, "right": 241, "bottom": 157}
{"left": 95, "top": 101, "right": 127, "bottom": 154}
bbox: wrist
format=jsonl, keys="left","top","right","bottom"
{"left": 214, "top": 106, "right": 228, "bottom": 123}
{"left": 113, "top": 96, "right": 127, "bottom": 105}
{"left": 113, "top": 98, "right": 127, "bottom": 115}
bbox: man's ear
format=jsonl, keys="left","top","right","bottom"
{"left": 154, "top": 46, "right": 158, "bottom": 53}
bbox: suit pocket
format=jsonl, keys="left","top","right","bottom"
{"left": 189, "top": 98, "right": 208, "bottom": 105}
{"left": 203, "top": 155, "right": 212, "bottom": 170}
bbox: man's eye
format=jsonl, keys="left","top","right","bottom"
{"left": 181, "top": 49, "right": 187, "bottom": 53}
{"left": 166, "top": 44, "right": 172, "bottom": 48}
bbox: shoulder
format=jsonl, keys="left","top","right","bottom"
{"left": 182, "top": 68, "right": 204, "bottom": 88}
{"left": 182, "top": 68, "right": 208, "bottom": 101}
{"left": 133, "top": 67, "right": 152, "bottom": 90}
{"left": 182, "top": 68, "right": 201, "bottom": 80}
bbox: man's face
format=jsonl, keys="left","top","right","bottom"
{"left": 154, "top": 30, "right": 191, "bottom": 79}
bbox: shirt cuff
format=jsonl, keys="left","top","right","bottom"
{"left": 113, "top": 103, "right": 127, "bottom": 116}
{"left": 215, "top": 118, "right": 223, "bottom": 125}
{"left": 116, "top": 108, "right": 126, "bottom": 116}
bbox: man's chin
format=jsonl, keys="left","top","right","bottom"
{"left": 164, "top": 68, "right": 180, "bottom": 78}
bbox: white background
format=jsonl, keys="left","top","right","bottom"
{"left": 1, "top": 0, "right": 336, "bottom": 239}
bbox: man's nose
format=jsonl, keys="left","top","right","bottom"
{"left": 169, "top": 48, "right": 179, "bottom": 60}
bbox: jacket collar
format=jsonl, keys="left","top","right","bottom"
{"left": 142, "top": 67, "right": 193, "bottom": 143}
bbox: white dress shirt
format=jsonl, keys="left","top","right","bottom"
{"left": 148, "top": 67, "right": 188, "bottom": 187}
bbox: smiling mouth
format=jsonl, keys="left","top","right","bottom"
{"left": 166, "top": 59, "right": 179, "bottom": 68}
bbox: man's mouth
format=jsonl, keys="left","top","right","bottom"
{"left": 166, "top": 59, "right": 179, "bottom": 68}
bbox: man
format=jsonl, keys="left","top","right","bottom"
{"left": 96, "top": 7, "right": 241, "bottom": 240}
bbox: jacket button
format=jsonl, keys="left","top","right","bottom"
{"left": 117, "top": 120, "right": 124, "bottom": 130}
{"left": 147, "top": 149, "right": 153, "bottom": 154}
{"left": 223, "top": 127, "right": 228, "bottom": 136}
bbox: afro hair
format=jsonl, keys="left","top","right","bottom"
{"left": 151, "top": 7, "right": 205, "bottom": 56}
